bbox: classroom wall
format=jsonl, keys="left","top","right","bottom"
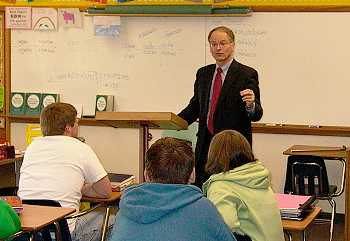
{"left": 12, "top": 13, "right": 350, "bottom": 125}
{"left": 11, "top": 13, "right": 350, "bottom": 213}
{"left": 11, "top": 124, "right": 349, "bottom": 213}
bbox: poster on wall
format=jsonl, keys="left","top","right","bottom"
{"left": 58, "top": 8, "right": 83, "bottom": 28}
{"left": 32, "top": 8, "right": 58, "bottom": 31}
{"left": 5, "top": 7, "right": 32, "bottom": 29}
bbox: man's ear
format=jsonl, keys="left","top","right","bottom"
{"left": 144, "top": 169, "right": 150, "bottom": 182}
{"left": 64, "top": 125, "right": 72, "bottom": 136}
{"left": 64, "top": 125, "right": 70, "bottom": 136}
{"left": 188, "top": 167, "right": 195, "bottom": 184}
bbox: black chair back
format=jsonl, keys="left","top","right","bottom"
{"left": 284, "top": 155, "right": 330, "bottom": 196}
{"left": 0, "top": 186, "right": 18, "bottom": 196}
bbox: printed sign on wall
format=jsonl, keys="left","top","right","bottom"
{"left": 5, "top": 7, "right": 32, "bottom": 29}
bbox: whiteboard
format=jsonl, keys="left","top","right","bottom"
{"left": 205, "top": 13, "right": 350, "bottom": 126}
{"left": 11, "top": 13, "right": 350, "bottom": 126}
{"left": 11, "top": 17, "right": 206, "bottom": 115}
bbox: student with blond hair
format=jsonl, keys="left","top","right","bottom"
{"left": 203, "top": 130, "right": 284, "bottom": 241}
{"left": 18, "top": 102, "right": 112, "bottom": 241}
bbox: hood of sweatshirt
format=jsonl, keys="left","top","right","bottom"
{"left": 118, "top": 183, "right": 203, "bottom": 224}
{"left": 203, "top": 161, "right": 270, "bottom": 192}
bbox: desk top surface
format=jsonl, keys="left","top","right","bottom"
{"left": 282, "top": 207, "right": 321, "bottom": 231}
{"left": 283, "top": 145, "right": 349, "bottom": 159}
{"left": 20, "top": 204, "right": 75, "bottom": 231}
{"left": 95, "top": 112, "right": 188, "bottom": 130}
{"left": 81, "top": 191, "right": 121, "bottom": 203}
{"left": 0, "top": 155, "right": 23, "bottom": 166}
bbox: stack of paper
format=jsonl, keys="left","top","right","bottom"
{"left": 108, "top": 173, "right": 136, "bottom": 192}
{"left": 275, "top": 193, "right": 315, "bottom": 220}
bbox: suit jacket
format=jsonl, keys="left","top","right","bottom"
{"left": 178, "top": 59, "right": 263, "bottom": 185}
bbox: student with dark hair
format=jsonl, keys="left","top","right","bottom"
{"left": 203, "top": 130, "right": 284, "bottom": 241}
{"left": 110, "top": 137, "right": 237, "bottom": 241}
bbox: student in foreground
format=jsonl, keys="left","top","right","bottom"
{"left": 18, "top": 102, "right": 112, "bottom": 241}
{"left": 203, "top": 130, "right": 284, "bottom": 241}
{"left": 110, "top": 137, "right": 237, "bottom": 241}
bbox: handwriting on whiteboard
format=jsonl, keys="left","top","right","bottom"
{"left": 47, "top": 71, "right": 129, "bottom": 90}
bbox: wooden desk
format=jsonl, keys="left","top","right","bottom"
{"left": 20, "top": 204, "right": 75, "bottom": 239}
{"left": 282, "top": 207, "right": 321, "bottom": 241}
{"left": 82, "top": 191, "right": 122, "bottom": 241}
{"left": 82, "top": 191, "right": 121, "bottom": 203}
{"left": 95, "top": 112, "right": 188, "bottom": 182}
{"left": 283, "top": 145, "right": 350, "bottom": 240}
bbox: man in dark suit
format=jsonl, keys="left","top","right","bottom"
{"left": 178, "top": 26, "right": 263, "bottom": 187}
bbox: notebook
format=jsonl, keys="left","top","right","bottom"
{"left": 276, "top": 193, "right": 315, "bottom": 210}
{"left": 108, "top": 173, "right": 135, "bottom": 192}
{"left": 275, "top": 193, "right": 315, "bottom": 220}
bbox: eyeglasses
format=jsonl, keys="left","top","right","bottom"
{"left": 209, "top": 41, "right": 232, "bottom": 49}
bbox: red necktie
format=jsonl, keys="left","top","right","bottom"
{"left": 208, "top": 67, "right": 223, "bottom": 134}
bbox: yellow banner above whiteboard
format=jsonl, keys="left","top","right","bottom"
{"left": 217, "top": 0, "right": 350, "bottom": 6}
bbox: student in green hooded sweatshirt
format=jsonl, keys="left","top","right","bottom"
{"left": 0, "top": 200, "right": 21, "bottom": 240}
{"left": 203, "top": 130, "right": 284, "bottom": 241}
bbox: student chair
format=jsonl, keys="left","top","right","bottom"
{"left": 284, "top": 155, "right": 346, "bottom": 241}
{"left": 0, "top": 186, "right": 18, "bottom": 196}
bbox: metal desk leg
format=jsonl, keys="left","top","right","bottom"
{"left": 285, "top": 231, "right": 292, "bottom": 241}
{"left": 302, "top": 229, "right": 307, "bottom": 241}
{"left": 54, "top": 221, "right": 62, "bottom": 241}
{"left": 29, "top": 232, "right": 35, "bottom": 241}
{"left": 101, "top": 205, "right": 111, "bottom": 241}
